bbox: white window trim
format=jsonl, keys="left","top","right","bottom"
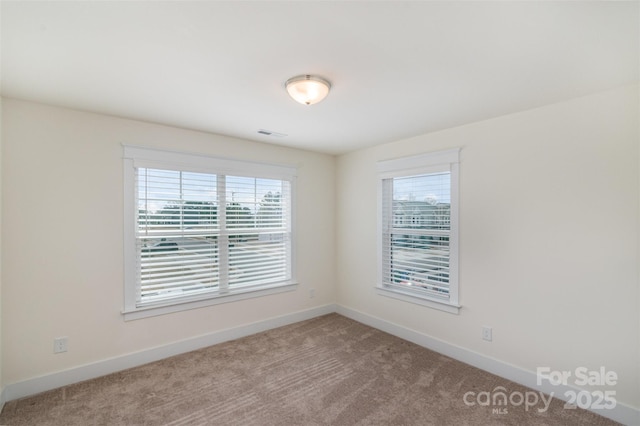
{"left": 376, "top": 148, "right": 461, "bottom": 314}
{"left": 123, "top": 284, "right": 298, "bottom": 321}
{"left": 123, "top": 145, "right": 298, "bottom": 321}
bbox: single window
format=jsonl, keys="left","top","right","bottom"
{"left": 123, "top": 146, "right": 296, "bottom": 320}
{"left": 377, "top": 149, "right": 460, "bottom": 314}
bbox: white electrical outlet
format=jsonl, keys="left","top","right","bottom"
{"left": 482, "top": 326, "right": 492, "bottom": 342}
{"left": 54, "top": 337, "right": 68, "bottom": 353}
{"left": 309, "top": 288, "right": 315, "bottom": 299}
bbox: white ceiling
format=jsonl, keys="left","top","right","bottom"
{"left": 1, "top": 1, "right": 638, "bottom": 155}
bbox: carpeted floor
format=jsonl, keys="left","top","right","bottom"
{"left": 0, "top": 314, "right": 618, "bottom": 425}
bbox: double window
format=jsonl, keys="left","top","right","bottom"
{"left": 123, "top": 146, "right": 296, "bottom": 320}
{"left": 377, "top": 149, "right": 460, "bottom": 314}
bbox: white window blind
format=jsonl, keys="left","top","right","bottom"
{"left": 138, "top": 168, "right": 220, "bottom": 303}
{"left": 124, "top": 146, "right": 296, "bottom": 319}
{"left": 381, "top": 172, "right": 451, "bottom": 299}
{"left": 224, "top": 176, "right": 291, "bottom": 288}
{"left": 377, "top": 149, "right": 460, "bottom": 313}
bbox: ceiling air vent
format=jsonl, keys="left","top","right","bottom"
{"left": 258, "top": 129, "right": 287, "bottom": 138}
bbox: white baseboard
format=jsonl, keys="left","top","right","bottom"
{"left": 335, "top": 305, "right": 640, "bottom": 426}
{"left": 4, "top": 304, "right": 336, "bottom": 403}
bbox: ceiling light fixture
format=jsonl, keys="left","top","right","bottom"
{"left": 285, "top": 74, "right": 331, "bottom": 105}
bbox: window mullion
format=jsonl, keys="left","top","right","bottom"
{"left": 218, "top": 175, "right": 229, "bottom": 292}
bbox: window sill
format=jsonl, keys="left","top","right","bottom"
{"left": 123, "top": 282, "right": 298, "bottom": 321}
{"left": 376, "top": 286, "right": 460, "bottom": 315}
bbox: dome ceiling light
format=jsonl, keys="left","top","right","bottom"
{"left": 285, "top": 74, "right": 331, "bottom": 105}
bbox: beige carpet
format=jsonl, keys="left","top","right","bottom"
{"left": 0, "top": 314, "right": 617, "bottom": 425}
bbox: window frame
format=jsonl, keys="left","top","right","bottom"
{"left": 376, "top": 148, "right": 461, "bottom": 314}
{"left": 123, "top": 145, "right": 297, "bottom": 320}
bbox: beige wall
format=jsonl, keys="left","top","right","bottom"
{"left": 1, "top": 98, "right": 335, "bottom": 384}
{"left": 335, "top": 85, "right": 639, "bottom": 408}
{"left": 0, "top": 93, "right": 3, "bottom": 402}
